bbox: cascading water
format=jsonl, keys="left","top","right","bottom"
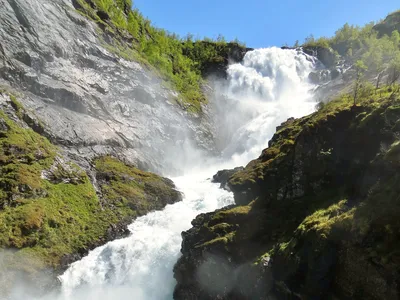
{"left": 26, "top": 47, "right": 318, "bottom": 300}
{"left": 220, "top": 47, "right": 317, "bottom": 164}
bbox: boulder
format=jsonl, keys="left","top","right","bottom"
{"left": 212, "top": 167, "right": 244, "bottom": 190}
{"left": 303, "top": 45, "right": 338, "bottom": 68}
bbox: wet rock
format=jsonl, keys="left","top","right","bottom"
{"left": 276, "top": 117, "right": 295, "bottom": 132}
{"left": 330, "top": 67, "right": 340, "bottom": 80}
{"left": 308, "top": 69, "right": 333, "bottom": 84}
{"left": 0, "top": 0, "right": 217, "bottom": 175}
{"left": 174, "top": 95, "right": 400, "bottom": 299}
{"left": 212, "top": 167, "right": 243, "bottom": 190}
{"left": 303, "top": 45, "right": 338, "bottom": 68}
{"left": 41, "top": 157, "right": 86, "bottom": 184}
{"left": 308, "top": 71, "right": 320, "bottom": 84}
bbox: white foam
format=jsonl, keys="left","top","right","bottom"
{"left": 23, "top": 47, "right": 317, "bottom": 300}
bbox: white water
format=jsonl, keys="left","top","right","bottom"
{"left": 20, "top": 47, "right": 318, "bottom": 300}
{"left": 55, "top": 171, "right": 234, "bottom": 300}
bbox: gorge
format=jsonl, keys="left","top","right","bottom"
{"left": 1, "top": 0, "right": 400, "bottom": 299}
{"left": 57, "top": 47, "right": 318, "bottom": 300}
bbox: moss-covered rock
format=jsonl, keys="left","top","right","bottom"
{"left": 174, "top": 86, "right": 400, "bottom": 299}
{"left": 95, "top": 155, "right": 182, "bottom": 218}
{"left": 0, "top": 91, "right": 182, "bottom": 298}
{"left": 72, "top": 0, "right": 250, "bottom": 114}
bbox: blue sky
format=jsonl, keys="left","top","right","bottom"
{"left": 133, "top": 0, "right": 399, "bottom": 48}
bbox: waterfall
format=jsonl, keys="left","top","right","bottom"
{"left": 26, "top": 47, "right": 317, "bottom": 300}
{"left": 219, "top": 47, "right": 317, "bottom": 165}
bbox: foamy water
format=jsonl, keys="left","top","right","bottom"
{"left": 18, "top": 47, "right": 318, "bottom": 300}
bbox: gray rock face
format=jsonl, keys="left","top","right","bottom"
{"left": 303, "top": 46, "right": 337, "bottom": 68}
{"left": 0, "top": 0, "right": 216, "bottom": 174}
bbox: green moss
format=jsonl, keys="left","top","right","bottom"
{"left": 0, "top": 107, "right": 113, "bottom": 266}
{"left": 351, "top": 172, "right": 400, "bottom": 262}
{"left": 210, "top": 222, "right": 233, "bottom": 233}
{"left": 385, "top": 141, "right": 400, "bottom": 164}
{"left": 198, "top": 231, "right": 235, "bottom": 248}
{"left": 95, "top": 155, "right": 181, "bottom": 215}
{"left": 211, "top": 205, "right": 252, "bottom": 223}
{"left": 8, "top": 94, "right": 24, "bottom": 119}
{"left": 229, "top": 86, "right": 399, "bottom": 191}
{"left": 296, "top": 200, "right": 354, "bottom": 239}
{"left": 0, "top": 111, "right": 56, "bottom": 207}
{"left": 0, "top": 102, "right": 179, "bottom": 273}
{"left": 175, "top": 84, "right": 400, "bottom": 298}
{"left": 73, "top": 0, "right": 247, "bottom": 114}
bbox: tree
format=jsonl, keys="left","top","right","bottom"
{"left": 353, "top": 60, "right": 368, "bottom": 106}
{"left": 346, "top": 48, "right": 353, "bottom": 57}
{"left": 304, "top": 34, "right": 315, "bottom": 45}
{"left": 376, "top": 67, "right": 386, "bottom": 90}
{"left": 388, "top": 53, "right": 400, "bottom": 85}
{"left": 331, "top": 23, "right": 361, "bottom": 55}
{"left": 361, "top": 41, "right": 384, "bottom": 89}
{"left": 127, "top": 12, "right": 140, "bottom": 38}
{"left": 216, "top": 34, "right": 226, "bottom": 43}
{"left": 184, "top": 33, "right": 194, "bottom": 42}
{"left": 391, "top": 30, "right": 400, "bottom": 47}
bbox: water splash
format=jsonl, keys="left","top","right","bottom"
{"left": 59, "top": 173, "right": 234, "bottom": 300}
{"left": 221, "top": 47, "right": 316, "bottom": 165}
{"left": 23, "top": 47, "right": 318, "bottom": 300}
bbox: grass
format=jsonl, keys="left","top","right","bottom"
{"left": 95, "top": 156, "right": 181, "bottom": 214}
{"left": 296, "top": 200, "right": 354, "bottom": 239}
{"left": 202, "top": 84, "right": 400, "bottom": 263}
{"left": 172, "top": 84, "right": 400, "bottom": 298}
{"left": 73, "top": 0, "right": 247, "bottom": 114}
{"left": 230, "top": 85, "right": 399, "bottom": 190}
{"left": 0, "top": 92, "right": 181, "bottom": 274}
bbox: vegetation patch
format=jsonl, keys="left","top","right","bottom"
{"left": 0, "top": 93, "right": 181, "bottom": 280}
{"left": 73, "top": 0, "right": 247, "bottom": 113}
{"left": 95, "top": 155, "right": 181, "bottom": 215}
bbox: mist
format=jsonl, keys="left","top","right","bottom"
{"left": 5, "top": 47, "right": 319, "bottom": 300}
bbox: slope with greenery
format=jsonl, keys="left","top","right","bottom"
{"left": 303, "top": 10, "right": 400, "bottom": 90}
{"left": 174, "top": 85, "right": 400, "bottom": 299}
{"left": 374, "top": 10, "right": 400, "bottom": 37}
{"left": 73, "top": 0, "right": 248, "bottom": 113}
{"left": 0, "top": 90, "right": 181, "bottom": 297}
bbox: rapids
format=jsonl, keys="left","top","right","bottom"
{"left": 25, "top": 47, "right": 318, "bottom": 300}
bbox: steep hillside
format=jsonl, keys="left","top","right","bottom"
{"left": 174, "top": 86, "right": 400, "bottom": 299}
{"left": 1, "top": 1, "right": 399, "bottom": 298}
{"left": 374, "top": 10, "right": 400, "bottom": 37}
{"left": 0, "top": 0, "right": 250, "bottom": 175}
{"left": 0, "top": 0, "right": 255, "bottom": 295}
{"left": 301, "top": 10, "right": 400, "bottom": 102}
{"left": 71, "top": 0, "right": 249, "bottom": 112}
{"left": 0, "top": 90, "right": 182, "bottom": 297}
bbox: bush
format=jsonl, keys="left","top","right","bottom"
{"left": 76, "top": 0, "right": 246, "bottom": 114}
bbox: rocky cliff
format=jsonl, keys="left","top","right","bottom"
{"left": 0, "top": 0, "right": 255, "bottom": 296}
{"left": 0, "top": 0, "right": 219, "bottom": 174}
{"left": 0, "top": 89, "right": 184, "bottom": 297}
{"left": 0, "top": 0, "right": 228, "bottom": 295}
{"left": 174, "top": 86, "right": 400, "bottom": 299}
